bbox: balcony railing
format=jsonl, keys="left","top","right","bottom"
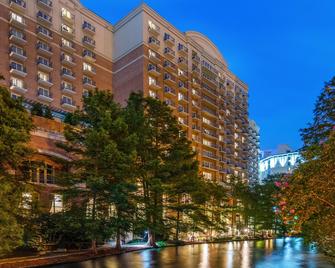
{"left": 37, "top": 26, "right": 53, "bottom": 40}
{"left": 83, "top": 21, "right": 96, "bottom": 34}
{"left": 37, "top": 58, "right": 53, "bottom": 72}
{"left": 82, "top": 36, "right": 96, "bottom": 48}
{"left": 37, "top": 0, "right": 53, "bottom": 10}
{"left": 9, "top": 0, "right": 26, "bottom": 12}
{"left": 164, "top": 33, "right": 175, "bottom": 45}
{"left": 83, "top": 50, "right": 96, "bottom": 62}
{"left": 10, "top": 63, "right": 27, "bottom": 77}
{"left": 9, "top": 46, "right": 27, "bottom": 61}
{"left": 37, "top": 11, "right": 52, "bottom": 25}
{"left": 37, "top": 42, "right": 52, "bottom": 56}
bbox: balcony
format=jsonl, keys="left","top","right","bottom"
{"left": 148, "top": 24, "right": 160, "bottom": 35}
{"left": 83, "top": 22, "right": 96, "bottom": 35}
{"left": 61, "top": 99, "right": 76, "bottom": 110}
{"left": 192, "top": 125, "right": 201, "bottom": 132}
{"left": 9, "top": 30, "right": 27, "bottom": 45}
{"left": 178, "top": 57, "right": 188, "bottom": 69}
{"left": 82, "top": 36, "right": 96, "bottom": 48}
{"left": 203, "top": 152, "right": 217, "bottom": 160}
{"left": 178, "top": 94, "right": 188, "bottom": 103}
{"left": 36, "top": 26, "right": 53, "bottom": 41}
{"left": 148, "top": 81, "right": 161, "bottom": 90}
{"left": 83, "top": 66, "right": 96, "bottom": 76}
{"left": 37, "top": 58, "right": 53, "bottom": 72}
{"left": 37, "top": 11, "right": 52, "bottom": 26}
{"left": 178, "top": 69, "right": 188, "bottom": 80}
{"left": 178, "top": 81, "right": 187, "bottom": 91}
{"left": 164, "top": 73, "right": 176, "bottom": 86}
{"left": 9, "top": 14, "right": 26, "bottom": 29}
{"left": 10, "top": 80, "right": 27, "bottom": 94}
{"left": 83, "top": 50, "right": 96, "bottom": 62}
{"left": 61, "top": 54, "right": 76, "bottom": 67}
{"left": 37, "top": 0, "right": 53, "bottom": 11}
{"left": 163, "top": 60, "right": 175, "bottom": 72}
{"left": 61, "top": 13, "right": 74, "bottom": 25}
{"left": 148, "top": 64, "right": 160, "bottom": 76}
{"left": 61, "top": 69, "right": 75, "bottom": 81}
{"left": 10, "top": 64, "right": 27, "bottom": 77}
{"left": 9, "top": 0, "right": 26, "bottom": 13}
{"left": 37, "top": 42, "right": 52, "bottom": 56}
{"left": 192, "top": 53, "right": 200, "bottom": 64}
{"left": 9, "top": 47, "right": 27, "bottom": 61}
{"left": 178, "top": 105, "right": 188, "bottom": 114}
{"left": 178, "top": 44, "right": 188, "bottom": 56}
{"left": 61, "top": 84, "right": 75, "bottom": 95}
{"left": 37, "top": 77, "right": 53, "bottom": 88}
{"left": 191, "top": 89, "right": 201, "bottom": 99}
{"left": 61, "top": 25, "right": 75, "bottom": 39}
{"left": 37, "top": 90, "right": 53, "bottom": 102}
{"left": 148, "top": 37, "right": 160, "bottom": 49}
{"left": 164, "top": 47, "right": 175, "bottom": 60}
{"left": 192, "top": 113, "right": 201, "bottom": 120}
{"left": 83, "top": 78, "right": 96, "bottom": 89}
{"left": 164, "top": 86, "right": 176, "bottom": 95}
{"left": 192, "top": 65, "right": 200, "bottom": 77}
{"left": 61, "top": 42, "right": 75, "bottom": 53}
{"left": 164, "top": 33, "right": 175, "bottom": 46}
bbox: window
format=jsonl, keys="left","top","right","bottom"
{"left": 10, "top": 12, "right": 25, "bottom": 24}
{"left": 10, "top": 77, "right": 24, "bottom": 88}
{"left": 11, "top": 93, "right": 21, "bottom": 99}
{"left": 148, "top": 76, "right": 157, "bottom": 86}
{"left": 83, "top": 21, "right": 95, "bottom": 32}
{"left": 61, "top": 23, "right": 74, "bottom": 34}
{"left": 38, "top": 71, "right": 49, "bottom": 81}
{"left": 38, "top": 87, "right": 50, "bottom": 97}
{"left": 10, "top": 45, "right": 24, "bottom": 55}
{"left": 37, "top": 25, "right": 52, "bottom": 37}
{"left": 203, "top": 172, "right": 212, "bottom": 180}
{"left": 149, "top": 90, "right": 156, "bottom": 98}
{"left": 61, "top": 81, "right": 73, "bottom": 90}
{"left": 61, "top": 95, "right": 73, "bottom": 105}
{"left": 61, "top": 7, "right": 72, "bottom": 20}
{"left": 50, "top": 194, "right": 63, "bottom": 213}
{"left": 30, "top": 162, "right": 55, "bottom": 184}
{"left": 148, "top": 49, "right": 157, "bottom": 58}
{"left": 61, "top": 38, "right": 73, "bottom": 48}
{"left": 83, "top": 62, "right": 94, "bottom": 72}
{"left": 10, "top": 61, "right": 25, "bottom": 72}
{"left": 148, "top": 20, "right": 159, "bottom": 31}
{"left": 62, "top": 53, "right": 73, "bottom": 62}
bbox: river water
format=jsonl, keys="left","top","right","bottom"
{"left": 49, "top": 238, "right": 334, "bottom": 268}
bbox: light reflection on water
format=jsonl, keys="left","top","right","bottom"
{"left": 48, "top": 238, "right": 335, "bottom": 268}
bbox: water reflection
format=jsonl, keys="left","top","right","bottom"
{"left": 49, "top": 238, "right": 335, "bottom": 268}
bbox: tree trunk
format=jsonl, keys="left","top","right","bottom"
{"left": 91, "top": 193, "right": 97, "bottom": 255}
{"left": 91, "top": 239, "right": 97, "bottom": 255}
{"left": 175, "top": 195, "right": 181, "bottom": 241}
{"left": 115, "top": 229, "right": 122, "bottom": 250}
{"left": 147, "top": 229, "right": 158, "bottom": 247}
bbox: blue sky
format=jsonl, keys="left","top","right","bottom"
{"left": 81, "top": 0, "right": 335, "bottom": 150}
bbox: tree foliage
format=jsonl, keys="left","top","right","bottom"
{"left": 0, "top": 86, "right": 33, "bottom": 256}
{"left": 285, "top": 77, "right": 335, "bottom": 256}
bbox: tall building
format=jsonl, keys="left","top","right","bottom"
{"left": 112, "top": 4, "right": 249, "bottom": 183}
{"left": 0, "top": 1, "right": 249, "bottom": 185}
{"left": 0, "top": 0, "right": 113, "bottom": 118}
{"left": 247, "top": 119, "right": 260, "bottom": 183}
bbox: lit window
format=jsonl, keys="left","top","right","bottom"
{"left": 203, "top": 172, "right": 212, "bottom": 180}
{"left": 148, "top": 76, "right": 156, "bottom": 86}
{"left": 61, "top": 7, "right": 72, "bottom": 20}
{"left": 10, "top": 12, "right": 25, "bottom": 24}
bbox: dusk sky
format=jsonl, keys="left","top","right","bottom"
{"left": 82, "top": 0, "right": 335, "bottom": 151}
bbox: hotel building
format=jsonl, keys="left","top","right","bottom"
{"left": 247, "top": 119, "right": 260, "bottom": 183}
{"left": 0, "top": 0, "right": 249, "bottom": 194}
